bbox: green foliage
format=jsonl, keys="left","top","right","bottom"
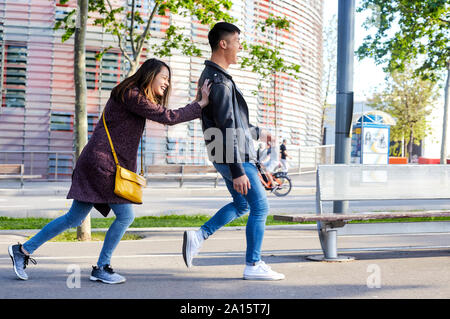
{"left": 53, "top": 7, "right": 76, "bottom": 42}
{"left": 53, "top": 1, "right": 300, "bottom": 93}
{"left": 367, "top": 63, "right": 439, "bottom": 156}
{"left": 151, "top": 25, "right": 202, "bottom": 58}
{"left": 240, "top": 14, "right": 300, "bottom": 93}
{"left": 357, "top": 0, "right": 450, "bottom": 82}
{"left": 54, "top": 0, "right": 235, "bottom": 75}
{"left": 158, "top": 0, "right": 233, "bottom": 25}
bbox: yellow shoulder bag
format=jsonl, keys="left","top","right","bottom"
{"left": 103, "top": 111, "right": 147, "bottom": 204}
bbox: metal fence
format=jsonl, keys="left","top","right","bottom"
{"left": 0, "top": 145, "right": 335, "bottom": 181}
{"left": 1, "top": 150, "right": 75, "bottom": 181}
{"left": 297, "top": 145, "right": 335, "bottom": 173}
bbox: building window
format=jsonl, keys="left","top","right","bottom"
{"left": 86, "top": 50, "right": 99, "bottom": 90}
{"left": 50, "top": 112, "right": 98, "bottom": 133}
{"left": 88, "top": 114, "right": 98, "bottom": 133}
{"left": 1, "top": 44, "right": 27, "bottom": 108}
{"left": 48, "top": 153, "right": 73, "bottom": 176}
{"left": 101, "top": 52, "right": 123, "bottom": 90}
{"left": 50, "top": 112, "right": 72, "bottom": 131}
{"left": 86, "top": 50, "right": 123, "bottom": 91}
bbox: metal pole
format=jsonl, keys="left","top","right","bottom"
{"left": 333, "top": 0, "right": 355, "bottom": 214}
{"left": 440, "top": 61, "right": 450, "bottom": 164}
{"left": 0, "top": 42, "right": 5, "bottom": 111}
{"left": 298, "top": 147, "right": 301, "bottom": 174}
{"left": 55, "top": 152, "right": 58, "bottom": 181}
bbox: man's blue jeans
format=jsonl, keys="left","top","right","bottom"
{"left": 23, "top": 200, "right": 135, "bottom": 267}
{"left": 201, "top": 162, "right": 269, "bottom": 265}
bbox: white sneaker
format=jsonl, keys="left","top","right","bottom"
{"left": 182, "top": 230, "right": 204, "bottom": 268}
{"left": 243, "top": 261, "right": 285, "bottom": 281}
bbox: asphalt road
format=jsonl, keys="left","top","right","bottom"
{"left": 2, "top": 176, "right": 450, "bottom": 301}
{"left": 1, "top": 228, "right": 450, "bottom": 300}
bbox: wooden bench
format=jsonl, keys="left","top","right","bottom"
{"left": 0, "top": 164, "right": 42, "bottom": 188}
{"left": 274, "top": 164, "right": 450, "bottom": 261}
{"left": 146, "top": 165, "right": 221, "bottom": 187}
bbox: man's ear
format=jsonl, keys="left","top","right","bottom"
{"left": 219, "top": 39, "right": 228, "bottom": 50}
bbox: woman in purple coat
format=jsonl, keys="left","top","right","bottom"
{"left": 8, "top": 58, "right": 211, "bottom": 284}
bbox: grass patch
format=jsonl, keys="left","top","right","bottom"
{"left": 0, "top": 217, "right": 55, "bottom": 230}
{"left": 0, "top": 215, "right": 297, "bottom": 230}
{"left": 1, "top": 214, "right": 450, "bottom": 231}
{"left": 127, "top": 215, "right": 299, "bottom": 228}
{"left": 27, "top": 231, "right": 144, "bottom": 242}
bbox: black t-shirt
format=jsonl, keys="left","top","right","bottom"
{"left": 280, "top": 144, "right": 287, "bottom": 160}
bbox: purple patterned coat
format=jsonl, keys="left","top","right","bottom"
{"left": 66, "top": 87, "right": 202, "bottom": 217}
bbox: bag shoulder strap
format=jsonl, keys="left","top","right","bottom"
{"left": 102, "top": 111, "right": 119, "bottom": 166}
{"left": 102, "top": 110, "right": 144, "bottom": 176}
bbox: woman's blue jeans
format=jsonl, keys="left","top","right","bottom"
{"left": 23, "top": 200, "right": 135, "bottom": 267}
{"left": 201, "top": 162, "right": 269, "bottom": 265}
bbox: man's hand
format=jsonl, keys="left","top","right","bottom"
{"left": 233, "top": 174, "right": 251, "bottom": 195}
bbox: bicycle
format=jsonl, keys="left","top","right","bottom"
{"left": 255, "top": 161, "right": 292, "bottom": 197}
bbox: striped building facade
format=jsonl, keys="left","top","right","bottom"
{"left": 0, "top": 0, "right": 323, "bottom": 179}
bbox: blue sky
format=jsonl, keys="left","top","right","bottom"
{"left": 323, "top": 0, "right": 387, "bottom": 103}
{"left": 323, "top": 0, "right": 446, "bottom": 157}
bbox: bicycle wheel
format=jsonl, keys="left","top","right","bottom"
{"left": 272, "top": 175, "right": 292, "bottom": 197}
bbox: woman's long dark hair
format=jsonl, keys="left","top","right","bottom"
{"left": 111, "top": 58, "right": 172, "bottom": 107}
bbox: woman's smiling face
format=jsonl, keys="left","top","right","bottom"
{"left": 151, "top": 66, "right": 170, "bottom": 98}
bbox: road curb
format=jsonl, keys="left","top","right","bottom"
{"left": 3, "top": 222, "right": 450, "bottom": 238}
{"left": 0, "top": 224, "right": 317, "bottom": 238}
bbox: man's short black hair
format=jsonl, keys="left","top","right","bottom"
{"left": 208, "top": 22, "right": 241, "bottom": 52}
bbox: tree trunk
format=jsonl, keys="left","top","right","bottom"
{"left": 126, "top": 52, "right": 141, "bottom": 78}
{"left": 320, "top": 106, "right": 328, "bottom": 145}
{"left": 440, "top": 61, "right": 450, "bottom": 164}
{"left": 408, "top": 130, "right": 414, "bottom": 163}
{"left": 126, "top": 61, "right": 137, "bottom": 78}
{"left": 74, "top": 0, "right": 90, "bottom": 241}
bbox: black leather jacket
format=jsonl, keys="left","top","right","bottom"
{"left": 199, "top": 60, "right": 260, "bottom": 179}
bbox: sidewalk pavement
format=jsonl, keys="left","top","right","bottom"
{"left": 2, "top": 173, "right": 450, "bottom": 300}
{"left": 1, "top": 226, "right": 450, "bottom": 299}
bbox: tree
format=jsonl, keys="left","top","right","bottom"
{"left": 356, "top": 0, "right": 450, "bottom": 163}
{"left": 53, "top": 1, "right": 300, "bottom": 240}
{"left": 368, "top": 64, "right": 439, "bottom": 162}
{"left": 321, "top": 14, "right": 337, "bottom": 145}
{"left": 54, "top": 0, "right": 234, "bottom": 241}
{"left": 56, "top": 0, "right": 235, "bottom": 77}
{"left": 240, "top": 15, "right": 300, "bottom": 87}
{"left": 240, "top": 14, "right": 300, "bottom": 142}
{"left": 73, "top": 0, "right": 90, "bottom": 241}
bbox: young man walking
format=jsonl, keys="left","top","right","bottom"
{"left": 182, "top": 22, "right": 285, "bottom": 280}
{"left": 280, "top": 139, "right": 291, "bottom": 172}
